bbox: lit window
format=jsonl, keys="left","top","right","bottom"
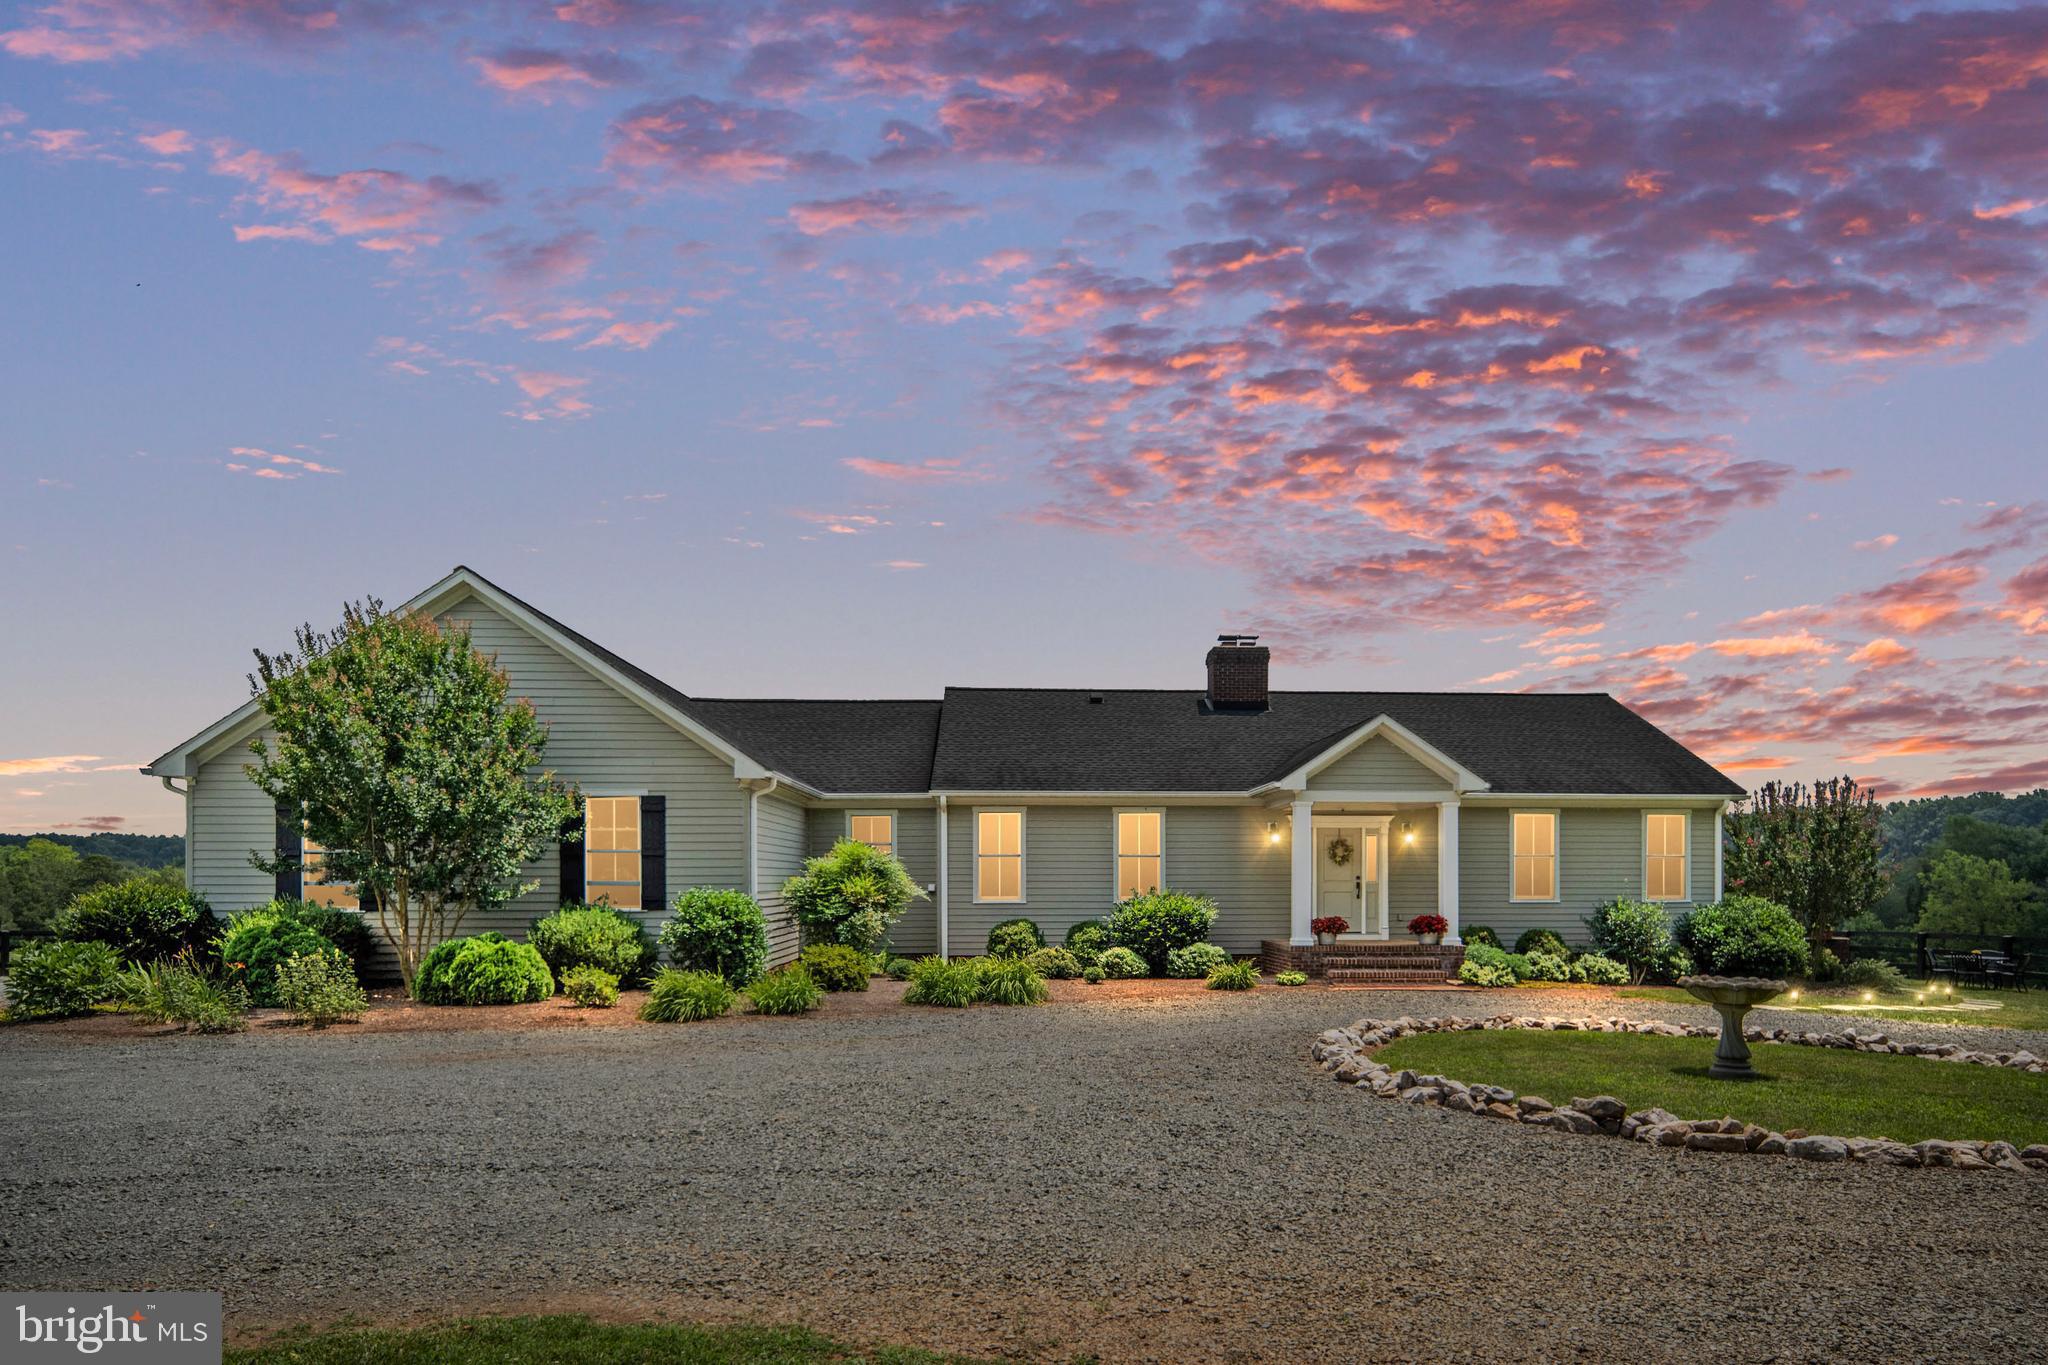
{"left": 1115, "top": 810, "right": 1163, "bottom": 900}
{"left": 849, "top": 812, "right": 895, "bottom": 857}
{"left": 301, "top": 837, "right": 359, "bottom": 911}
{"left": 1645, "top": 811, "right": 1690, "bottom": 902}
{"left": 976, "top": 810, "right": 1024, "bottom": 903}
{"left": 1511, "top": 811, "right": 1557, "bottom": 902}
{"left": 585, "top": 796, "right": 643, "bottom": 910}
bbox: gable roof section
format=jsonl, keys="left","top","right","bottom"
{"left": 928, "top": 689, "right": 1742, "bottom": 796}
{"left": 1284, "top": 714, "right": 1489, "bottom": 792}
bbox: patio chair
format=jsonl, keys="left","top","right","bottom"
{"left": 1988, "top": 952, "right": 2029, "bottom": 993}
{"left": 1949, "top": 953, "right": 1990, "bottom": 989}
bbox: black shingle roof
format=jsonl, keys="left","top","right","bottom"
{"left": 459, "top": 566, "right": 1741, "bottom": 798}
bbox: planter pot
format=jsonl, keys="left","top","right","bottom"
{"left": 1418, "top": 932, "right": 1442, "bottom": 946}
{"left": 1315, "top": 933, "right": 1335, "bottom": 946}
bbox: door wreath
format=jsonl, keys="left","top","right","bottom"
{"left": 1326, "top": 834, "right": 1354, "bottom": 867}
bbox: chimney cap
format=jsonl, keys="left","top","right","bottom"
{"left": 1215, "top": 633, "right": 1261, "bottom": 647}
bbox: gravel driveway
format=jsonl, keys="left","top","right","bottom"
{"left": 4, "top": 987, "right": 2045, "bottom": 1363}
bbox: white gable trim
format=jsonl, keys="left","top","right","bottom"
{"left": 143, "top": 566, "right": 783, "bottom": 786}
{"left": 1269, "top": 714, "right": 1490, "bottom": 795}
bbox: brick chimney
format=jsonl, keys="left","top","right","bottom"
{"left": 1205, "top": 634, "right": 1269, "bottom": 711}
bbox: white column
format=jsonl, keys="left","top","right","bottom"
{"left": 1437, "top": 800, "right": 1461, "bottom": 944}
{"left": 935, "top": 797, "right": 950, "bottom": 959}
{"left": 1713, "top": 802, "right": 1726, "bottom": 901}
{"left": 1289, "top": 799, "right": 1314, "bottom": 945}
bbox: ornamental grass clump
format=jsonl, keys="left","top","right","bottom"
{"left": 118, "top": 950, "right": 250, "bottom": 1033}
{"left": 5, "top": 939, "right": 119, "bottom": 1020}
{"left": 640, "top": 968, "right": 736, "bottom": 1022}
{"left": 1106, "top": 889, "right": 1218, "bottom": 974}
{"left": 532, "top": 904, "right": 658, "bottom": 986}
{"left": 975, "top": 957, "right": 1048, "bottom": 1006}
{"left": 274, "top": 947, "right": 369, "bottom": 1027}
{"left": 745, "top": 965, "right": 824, "bottom": 1015}
{"left": 657, "top": 888, "right": 768, "bottom": 986}
{"left": 1205, "top": 959, "right": 1259, "bottom": 991}
{"left": 782, "top": 840, "right": 925, "bottom": 952}
{"left": 797, "top": 943, "right": 871, "bottom": 991}
{"left": 1840, "top": 957, "right": 1909, "bottom": 992}
{"left": 561, "top": 965, "right": 620, "bottom": 1008}
{"left": 903, "top": 956, "right": 979, "bottom": 1007}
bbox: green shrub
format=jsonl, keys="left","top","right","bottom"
{"left": 1809, "top": 947, "right": 1843, "bottom": 983}
{"left": 1514, "top": 928, "right": 1570, "bottom": 959}
{"left": 1841, "top": 957, "right": 1908, "bottom": 992}
{"left": 1063, "top": 919, "right": 1112, "bottom": 965}
{"left": 1461, "top": 925, "right": 1502, "bottom": 949}
{"left": 266, "top": 899, "right": 374, "bottom": 970}
{"left": 1568, "top": 952, "right": 1629, "bottom": 986}
{"left": 220, "top": 910, "right": 330, "bottom": 1007}
{"left": 1081, "top": 965, "right": 1105, "bottom": 985}
{"left": 640, "top": 968, "right": 736, "bottom": 1022}
{"left": 275, "top": 947, "right": 368, "bottom": 1026}
{"left": 561, "top": 965, "right": 620, "bottom": 1008}
{"left": 1206, "top": 959, "right": 1258, "bottom": 991}
{"left": 1275, "top": 969, "right": 1308, "bottom": 986}
{"left": 56, "top": 880, "right": 217, "bottom": 965}
{"left": 1106, "top": 890, "right": 1217, "bottom": 973}
{"left": 413, "top": 933, "right": 553, "bottom": 1005}
{"left": 746, "top": 965, "right": 824, "bottom": 1015}
{"left": 1164, "top": 942, "right": 1232, "bottom": 978}
{"left": 1460, "top": 942, "right": 1532, "bottom": 982}
{"left": 1673, "top": 894, "right": 1809, "bottom": 979}
{"left": 1458, "top": 958, "right": 1517, "bottom": 988}
{"left": 534, "top": 904, "right": 658, "bottom": 986}
{"left": 1024, "top": 946, "right": 1082, "bottom": 979}
{"left": 986, "top": 917, "right": 1045, "bottom": 959}
{"left": 797, "top": 943, "right": 870, "bottom": 991}
{"left": 6, "top": 939, "right": 119, "bottom": 1019}
{"left": 1657, "top": 944, "right": 1695, "bottom": 982}
{"left": 1584, "top": 898, "right": 1673, "bottom": 984}
{"left": 883, "top": 956, "right": 915, "bottom": 981}
{"left": 656, "top": 889, "right": 767, "bottom": 986}
{"left": 1096, "top": 945, "right": 1148, "bottom": 979}
{"left": 1523, "top": 951, "right": 1570, "bottom": 982}
{"left": 903, "top": 956, "right": 980, "bottom": 1007}
{"left": 976, "top": 956, "right": 1048, "bottom": 1006}
{"left": 782, "top": 840, "right": 925, "bottom": 952}
{"left": 117, "top": 950, "right": 249, "bottom": 1033}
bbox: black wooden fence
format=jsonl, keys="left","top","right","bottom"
{"left": 1832, "top": 929, "right": 2044, "bottom": 982}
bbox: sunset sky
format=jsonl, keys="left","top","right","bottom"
{"left": 3, "top": 0, "right": 2046, "bottom": 838}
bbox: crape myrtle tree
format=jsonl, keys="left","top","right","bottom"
{"left": 245, "top": 599, "right": 578, "bottom": 991}
{"left": 1723, "top": 776, "right": 1887, "bottom": 940}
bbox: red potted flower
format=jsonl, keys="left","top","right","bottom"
{"left": 1310, "top": 915, "right": 1349, "bottom": 945}
{"left": 1407, "top": 913, "right": 1449, "bottom": 946}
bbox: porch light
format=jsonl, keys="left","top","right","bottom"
{"left": 1401, "top": 822, "right": 1416, "bottom": 846}
{"left": 1267, "top": 821, "right": 1282, "bottom": 844}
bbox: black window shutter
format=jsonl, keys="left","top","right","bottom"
{"left": 559, "top": 808, "right": 586, "bottom": 906}
{"left": 640, "top": 795, "right": 667, "bottom": 914}
{"left": 274, "top": 800, "right": 301, "bottom": 901}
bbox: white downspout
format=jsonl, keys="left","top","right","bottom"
{"left": 935, "top": 795, "right": 949, "bottom": 959}
{"left": 747, "top": 776, "right": 780, "bottom": 897}
{"left": 159, "top": 775, "right": 193, "bottom": 891}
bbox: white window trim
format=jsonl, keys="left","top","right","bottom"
{"left": 1643, "top": 809, "right": 1692, "bottom": 903}
{"left": 584, "top": 793, "right": 646, "bottom": 910}
{"left": 973, "top": 807, "right": 1026, "bottom": 905}
{"left": 1509, "top": 808, "right": 1562, "bottom": 904}
{"left": 1110, "top": 807, "right": 1165, "bottom": 902}
{"left": 846, "top": 809, "right": 898, "bottom": 856}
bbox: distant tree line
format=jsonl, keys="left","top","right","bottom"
{"left": 0, "top": 835, "right": 185, "bottom": 934}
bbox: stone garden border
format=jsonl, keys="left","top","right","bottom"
{"left": 1311, "top": 1014, "right": 2048, "bottom": 1174}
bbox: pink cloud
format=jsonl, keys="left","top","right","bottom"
{"left": 1, "top": 0, "right": 345, "bottom": 65}
{"left": 211, "top": 142, "right": 498, "bottom": 253}
{"left": 606, "top": 96, "right": 853, "bottom": 185}
{"left": 136, "top": 127, "right": 191, "bottom": 155}
{"left": 1847, "top": 637, "right": 1918, "bottom": 670}
{"left": 223, "top": 446, "right": 341, "bottom": 479}
{"left": 788, "top": 188, "right": 980, "bottom": 236}
{"left": 472, "top": 47, "right": 637, "bottom": 98}
{"left": 1707, "top": 632, "right": 1836, "bottom": 660}
{"left": 575, "top": 319, "right": 674, "bottom": 351}
{"left": 843, "top": 457, "right": 985, "bottom": 484}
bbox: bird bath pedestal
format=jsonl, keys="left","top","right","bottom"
{"left": 1679, "top": 976, "right": 1789, "bottom": 1079}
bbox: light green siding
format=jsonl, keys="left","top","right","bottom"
{"left": 1306, "top": 735, "right": 1449, "bottom": 792}
{"left": 1385, "top": 806, "right": 1439, "bottom": 926}
{"left": 188, "top": 738, "right": 279, "bottom": 916}
{"left": 755, "top": 792, "right": 807, "bottom": 966}
{"left": 804, "top": 805, "right": 940, "bottom": 954}
{"left": 945, "top": 804, "right": 1290, "bottom": 954}
{"left": 1458, "top": 805, "right": 1719, "bottom": 947}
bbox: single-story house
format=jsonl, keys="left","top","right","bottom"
{"left": 144, "top": 566, "right": 1745, "bottom": 981}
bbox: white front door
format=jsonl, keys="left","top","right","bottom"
{"left": 1317, "top": 825, "right": 1363, "bottom": 932}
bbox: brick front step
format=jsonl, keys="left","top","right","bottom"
{"left": 1258, "top": 938, "right": 1467, "bottom": 982}
{"left": 1324, "top": 967, "right": 1456, "bottom": 984}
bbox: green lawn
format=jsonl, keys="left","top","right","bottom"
{"left": 1617, "top": 984, "right": 2048, "bottom": 1033}
{"left": 1373, "top": 1030, "right": 2048, "bottom": 1146}
{"left": 229, "top": 1317, "right": 987, "bottom": 1365}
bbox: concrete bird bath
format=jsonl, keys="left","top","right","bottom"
{"left": 1679, "top": 975, "right": 1789, "bottom": 1079}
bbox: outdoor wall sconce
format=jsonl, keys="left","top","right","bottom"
{"left": 1267, "top": 821, "right": 1282, "bottom": 844}
{"left": 1401, "top": 822, "right": 1417, "bottom": 847}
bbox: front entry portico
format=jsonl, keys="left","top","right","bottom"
{"left": 1288, "top": 797, "right": 1461, "bottom": 946}
{"left": 1311, "top": 814, "right": 1388, "bottom": 939}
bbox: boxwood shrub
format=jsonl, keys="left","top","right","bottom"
{"left": 1024, "top": 946, "right": 1082, "bottom": 979}
{"left": 1096, "top": 945, "right": 1148, "bottom": 979}
{"left": 1584, "top": 898, "right": 1673, "bottom": 984}
{"left": 1568, "top": 952, "right": 1629, "bottom": 986}
{"left": 1514, "top": 928, "right": 1570, "bottom": 959}
{"left": 220, "top": 909, "right": 332, "bottom": 1007}
{"left": 883, "top": 956, "right": 915, "bottom": 981}
{"left": 1522, "top": 951, "right": 1571, "bottom": 983}
{"left": 414, "top": 933, "right": 553, "bottom": 1005}
{"left": 1081, "top": 965, "right": 1105, "bottom": 985}
{"left": 1164, "top": 942, "right": 1231, "bottom": 979}
{"left": 640, "top": 968, "right": 735, "bottom": 1022}
{"left": 1457, "top": 958, "right": 1516, "bottom": 988}
{"left": 1063, "top": 919, "right": 1112, "bottom": 964}
{"left": 1275, "top": 969, "right": 1308, "bottom": 986}
{"left": 985, "top": 917, "right": 1045, "bottom": 960}
{"left": 561, "top": 965, "right": 620, "bottom": 1008}
{"left": 6, "top": 939, "right": 119, "bottom": 1019}
{"left": 56, "top": 880, "right": 218, "bottom": 965}
{"left": 1461, "top": 925, "right": 1502, "bottom": 949}
{"left": 1673, "top": 894, "right": 1809, "bottom": 979}
{"left": 533, "top": 904, "right": 658, "bottom": 986}
{"left": 1105, "top": 890, "right": 1217, "bottom": 973}
{"left": 657, "top": 888, "right": 768, "bottom": 986}
{"left": 798, "top": 943, "right": 870, "bottom": 991}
